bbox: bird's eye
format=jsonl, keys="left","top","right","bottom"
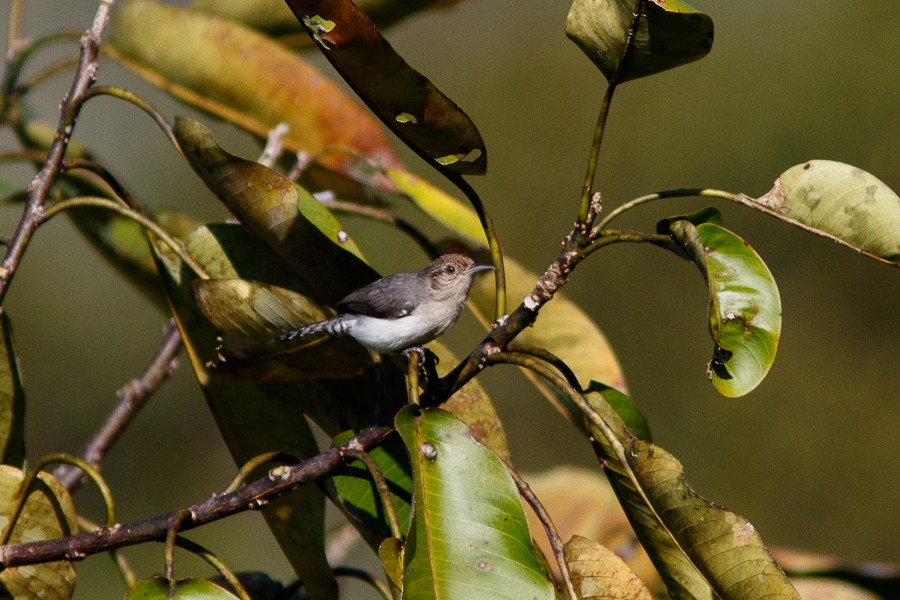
{"left": 446, "top": 265, "right": 456, "bottom": 274}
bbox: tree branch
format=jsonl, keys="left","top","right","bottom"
{"left": 0, "top": 0, "right": 116, "bottom": 304}
{"left": 0, "top": 424, "right": 393, "bottom": 569}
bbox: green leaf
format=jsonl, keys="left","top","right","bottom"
{"left": 754, "top": 160, "right": 900, "bottom": 266}
{"left": 331, "top": 430, "right": 412, "bottom": 543}
{"left": 0, "top": 312, "right": 26, "bottom": 467}
{"left": 125, "top": 577, "right": 239, "bottom": 599}
{"left": 669, "top": 221, "right": 781, "bottom": 397}
{"left": 174, "top": 117, "right": 379, "bottom": 305}
{"left": 109, "top": 1, "right": 397, "bottom": 171}
{"left": 395, "top": 406, "right": 555, "bottom": 600}
{"left": 0, "top": 466, "right": 78, "bottom": 598}
{"left": 566, "top": 0, "right": 713, "bottom": 83}
{"left": 283, "top": 0, "right": 487, "bottom": 175}
{"left": 583, "top": 389, "right": 799, "bottom": 600}
{"left": 378, "top": 536, "right": 405, "bottom": 595}
{"left": 564, "top": 534, "right": 653, "bottom": 600}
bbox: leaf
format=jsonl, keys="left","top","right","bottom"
{"left": 192, "top": 278, "right": 369, "bottom": 380}
{"left": 395, "top": 406, "right": 555, "bottom": 600}
{"left": 669, "top": 221, "right": 781, "bottom": 397}
{"left": 108, "top": 1, "right": 398, "bottom": 171}
{"left": 789, "top": 578, "right": 882, "bottom": 600}
{"left": 125, "top": 577, "right": 240, "bottom": 599}
{"left": 384, "top": 168, "right": 487, "bottom": 244}
{"left": 174, "top": 117, "right": 380, "bottom": 305}
{"left": 283, "top": 0, "right": 487, "bottom": 175}
{"left": 754, "top": 160, "right": 900, "bottom": 266}
{"left": 0, "top": 466, "right": 78, "bottom": 598}
{"left": 566, "top": 0, "right": 713, "bottom": 83}
{"left": 378, "top": 536, "right": 405, "bottom": 595}
{"left": 0, "top": 312, "right": 26, "bottom": 467}
{"left": 564, "top": 534, "right": 654, "bottom": 600}
{"left": 583, "top": 387, "right": 799, "bottom": 600}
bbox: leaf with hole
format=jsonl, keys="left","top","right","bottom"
{"left": 283, "top": 0, "right": 487, "bottom": 175}
{"left": 566, "top": 0, "right": 713, "bottom": 83}
{"left": 109, "top": 1, "right": 397, "bottom": 172}
{"left": 754, "top": 160, "right": 900, "bottom": 267}
{"left": 396, "top": 406, "right": 555, "bottom": 599}
{"left": 668, "top": 221, "right": 781, "bottom": 397}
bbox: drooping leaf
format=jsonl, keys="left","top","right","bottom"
{"left": 566, "top": 0, "right": 713, "bottom": 83}
{"left": 174, "top": 117, "right": 380, "bottom": 305}
{"left": 564, "top": 534, "right": 654, "bottom": 600}
{"left": 190, "top": 0, "right": 458, "bottom": 38}
{"left": 124, "top": 577, "right": 240, "bottom": 599}
{"left": 331, "top": 430, "right": 412, "bottom": 544}
{"left": 378, "top": 536, "right": 405, "bottom": 595}
{"left": 0, "top": 312, "right": 26, "bottom": 467}
{"left": 150, "top": 237, "right": 339, "bottom": 600}
{"left": 754, "top": 160, "right": 900, "bottom": 267}
{"left": 396, "top": 406, "right": 555, "bottom": 600}
{"left": 668, "top": 221, "right": 781, "bottom": 397}
{"left": 283, "top": 0, "right": 487, "bottom": 175}
{"left": 583, "top": 387, "right": 799, "bottom": 600}
{"left": 109, "top": 1, "right": 398, "bottom": 171}
{"left": 192, "top": 278, "right": 369, "bottom": 380}
{"left": 0, "top": 466, "right": 78, "bottom": 598}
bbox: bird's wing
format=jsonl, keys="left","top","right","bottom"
{"left": 336, "top": 272, "right": 418, "bottom": 319}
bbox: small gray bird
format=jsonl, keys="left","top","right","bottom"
{"left": 273, "top": 254, "right": 492, "bottom": 353}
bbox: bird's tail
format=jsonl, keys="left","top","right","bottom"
{"left": 272, "top": 315, "right": 354, "bottom": 344}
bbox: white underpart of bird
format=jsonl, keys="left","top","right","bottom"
{"left": 273, "top": 254, "right": 493, "bottom": 353}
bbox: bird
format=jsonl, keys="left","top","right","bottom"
{"left": 273, "top": 254, "right": 493, "bottom": 354}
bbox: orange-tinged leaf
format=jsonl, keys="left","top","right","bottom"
{"left": 109, "top": 1, "right": 399, "bottom": 172}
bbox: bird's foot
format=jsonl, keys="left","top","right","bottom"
{"left": 402, "top": 346, "right": 441, "bottom": 398}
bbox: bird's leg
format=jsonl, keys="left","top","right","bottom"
{"left": 401, "top": 346, "right": 442, "bottom": 401}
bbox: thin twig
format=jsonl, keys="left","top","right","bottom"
{"left": 54, "top": 320, "right": 183, "bottom": 491}
{"left": 0, "top": 0, "right": 117, "bottom": 305}
{"left": 341, "top": 448, "right": 402, "bottom": 540}
{"left": 0, "top": 424, "right": 394, "bottom": 568}
{"left": 258, "top": 122, "right": 289, "bottom": 167}
{"left": 504, "top": 461, "right": 578, "bottom": 600}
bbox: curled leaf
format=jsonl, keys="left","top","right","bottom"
{"left": 109, "top": 1, "right": 398, "bottom": 171}
{"left": 566, "top": 0, "right": 713, "bottom": 83}
{"left": 669, "top": 221, "right": 781, "bottom": 397}
{"left": 283, "top": 0, "right": 487, "bottom": 174}
{"left": 754, "top": 160, "right": 900, "bottom": 266}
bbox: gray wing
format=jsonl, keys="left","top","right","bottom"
{"left": 337, "top": 272, "right": 419, "bottom": 319}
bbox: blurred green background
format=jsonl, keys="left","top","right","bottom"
{"left": 1, "top": 0, "right": 898, "bottom": 597}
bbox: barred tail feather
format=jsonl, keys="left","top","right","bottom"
{"left": 272, "top": 315, "right": 355, "bottom": 344}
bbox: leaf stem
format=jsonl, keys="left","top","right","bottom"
{"left": 341, "top": 448, "right": 402, "bottom": 540}
{"left": 578, "top": 82, "right": 617, "bottom": 223}
{"left": 82, "top": 85, "right": 176, "bottom": 147}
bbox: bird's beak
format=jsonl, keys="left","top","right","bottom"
{"left": 464, "top": 264, "right": 494, "bottom": 275}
